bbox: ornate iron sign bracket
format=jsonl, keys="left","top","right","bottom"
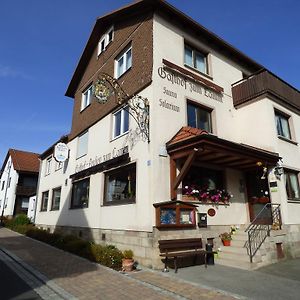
{"left": 93, "top": 73, "right": 150, "bottom": 143}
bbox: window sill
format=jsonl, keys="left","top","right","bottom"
{"left": 80, "top": 103, "right": 91, "bottom": 113}
{"left": 111, "top": 131, "right": 129, "bottom": 142}
{"left": 69, "top": 206, "right": 88, "bottom": 210}
{"left": 40, "top": 210, "right": 47, "bottom": 212}
{"left": 278, "top": 136, "right": 298, "bottom": 145}
{"left": 184, "top": 64, "right": 213, "bottom": 80}
{"left": 102, "top": 199, "right": 135, "bottom": 206}
{"left": 287, "top": 199, "right": 300, "bottom": 203}
{"left": 76, "top": 153, "right": 87, "bottom": 160}
{"left": 116, "top": 67, "right": 132, "bottom": 80}
{"left": 50, "top": 208, "right": 60, "bottom": 211}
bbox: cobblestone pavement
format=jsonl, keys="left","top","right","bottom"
{"left": 0, "top": 228, "right": 238, "bottom": 300}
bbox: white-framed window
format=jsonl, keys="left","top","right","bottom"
{"left": 81, "top": 85, "right": 93, "bottom": 111}
{"left": 51, "top": 187, "right": 61, "bottom": 210}
{"left": 115, "top": 46, "right": 132, "bottom": 78}
{"left": 55, "top": 161, "right": 63, "bottom": 171}
{"left": 77, "top": 131, "right": 88, "bottom": 159}
{"left": 285, "top": 170, "right": 300, "bottom": 200}
{"left": 41, "top": 191, "right": 49, "bottom": 211}
{"left": 184, "top": 44, "right": 208, "bottom": 74}
{"left": 45, "top": 157, "right": 52, "bottom": 176}
{"left": 98, "top": 26, "right": 114, "bottom": 56}
{"left": 275, "top": 110, "right": 292, "bottom": 140}
{"left": 113, "top": 106, "right": 129, "bottom": 138}
{"left": 187, "top": 102, "right": 212, "bottom": 132}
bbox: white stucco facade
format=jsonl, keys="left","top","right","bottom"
{"left": 0, "top": 157, "right": 18, "bottom": 216}
{"left": 34, "top": 3, "right": 300, "bottom": 267}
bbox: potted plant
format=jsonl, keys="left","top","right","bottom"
{"left": 219, "top": 232, "right": 232, "bottom": 246}
{"left": 122, "top": 249, "right": 134, "bottom": 272}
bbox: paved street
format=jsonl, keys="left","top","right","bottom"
{"left": 0, "top": 259, "right": 41, "bottom": 300}
{"left": 168, "top": 260, "right": 300, "bottom": 300}
{"left": 0, "top": 228, "right": 236, "bottom": 300}
{"left": 2, "top": 227, "right": 300, "bottom": 300}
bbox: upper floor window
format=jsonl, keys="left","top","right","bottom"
{"left": 113, "top": 106, "right": 129, "bottom": 138}
{"left": 115, "top": 46, "right": 132, "bottom": 78}
{"left": 45, "top": 157, "right": 52, "bottom": 176}
{"left": 81, "top": 85, "right": 93, "bottom": 111}
{"left": 71, "top": 178, "right": 89, "bottom": 209}
{"left": 55, "top": 160, "right": 63, "bottom": 171}
{"left": 275, "top": 110, "right": 291, "bottom": 140}
{"left": 1, "top": 181, "right": 5, "bottom": 190}
{"left": 184, "top": 45, "right": 207, "bottom": 74}
{"left": 51, "top": 187, "right": 61, "bottom": 210}
{"left": 98, "top": 26, "right": 114, "bottom": 56}
{"left": 187, "top": 102, "right": 212, "bottom": 132}
{"left": 41, "top": 191, "right": 49, "bottom": 211}
{"left": 285, "top": 170, "right": 300, "bottom": 200}
{"left": 77, "top": 131, "right": 88, "bottom": 159}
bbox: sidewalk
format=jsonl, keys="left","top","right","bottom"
{"left": 0, "top": 228, "right": 236, "bottom": 300}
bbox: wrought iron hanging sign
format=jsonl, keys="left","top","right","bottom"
{"left": 93, "top": 73, "right": 150, "bottom": 142}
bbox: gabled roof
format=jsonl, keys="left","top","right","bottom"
{"left": 167, "top": 126, "right": 208, "bottom": 147}
{"left": 65, "top": 0, "right": 263, "bottom": 98}
{"left": 1, "top": 149, "right": 40, "bottom": 175}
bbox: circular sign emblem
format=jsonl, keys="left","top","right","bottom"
{"left": 54, "top": 143, "right": 69, "bottom": 162}
{"left": 207, "top": 208, "right": 216, "bottom": 217}
{"left": 94, "top": 80, "right": 111, "bottom": 104}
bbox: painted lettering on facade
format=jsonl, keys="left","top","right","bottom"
{"left": 159, "top": 99, "right": 180, "bottom": 112}
{"left": 158, "top": 67, "right": 222, "bottom": 102}
{"left": 75, "top": 146, "right": 129, "bottom": 173}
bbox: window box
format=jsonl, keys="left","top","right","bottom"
{"left": 154, "top": 201, "right": 196, "bottom": 229}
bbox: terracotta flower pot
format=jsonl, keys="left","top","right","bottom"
{"left": 222, "top": 239, "right": 231, "bottom": 246}
{"left": 122, "top": 258, "right": 134, "bottom": 272}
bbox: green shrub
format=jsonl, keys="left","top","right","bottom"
{"left": 63, "top": 239, "right": 93, "bottom": 259}
{"left": 11, "top": 214, "right": 31, "bottom": 226}
{"left": 18, "top": 225, "right": 124, "bottom": 270}
{"left": 123, "top": 249, "right": 134, "bottom": 259}
{"left": 91, "top": 244, "right": 123, "bottom": 270}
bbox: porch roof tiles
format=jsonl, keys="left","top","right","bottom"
{"left": 166, "top": 127, "right": 280, "bottom": 170}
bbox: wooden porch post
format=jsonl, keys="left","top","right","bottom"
{"left": 170, "top": 149, "right": 198, "bottom": 200}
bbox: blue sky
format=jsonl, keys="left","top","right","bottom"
{"left": 0, "top": 0, "right": 299, "bottom": 166}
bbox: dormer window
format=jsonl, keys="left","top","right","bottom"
{"left": 98, "top": 26, "right": 114, "bottom": 56}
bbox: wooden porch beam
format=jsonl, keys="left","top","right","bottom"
{"left": 172, "top": 149, "right": 198, "bottom": 192}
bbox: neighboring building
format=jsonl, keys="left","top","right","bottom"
{"left": 35, "top": 0, "right": 300, "bottom": 269}
{"left": 0, "top": 149, "right": 40, "bottom": 217}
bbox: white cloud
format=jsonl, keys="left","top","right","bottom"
{"left": 0, "top": 65, "right": 33, "bottom": 80}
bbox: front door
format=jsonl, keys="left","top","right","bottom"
{"left": 246, "top": 170, "right": 272, "bottom": 223}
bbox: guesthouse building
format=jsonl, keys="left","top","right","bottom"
{"left": 35, "top": 0, "right": 300, "bottom": 269}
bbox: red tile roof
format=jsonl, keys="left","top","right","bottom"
{"left": 167, "top": 126, "right": 208, "bottom": 146}
{"left": 9, "top": 149, "right": 40, "bottom": 173}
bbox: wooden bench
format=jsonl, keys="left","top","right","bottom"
{"left": 158, "top": 238, "right": 211, "bottom": 273}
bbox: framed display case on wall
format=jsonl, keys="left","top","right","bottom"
{"left": 153, "top": 201, "right": 197, "bottom": 229}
